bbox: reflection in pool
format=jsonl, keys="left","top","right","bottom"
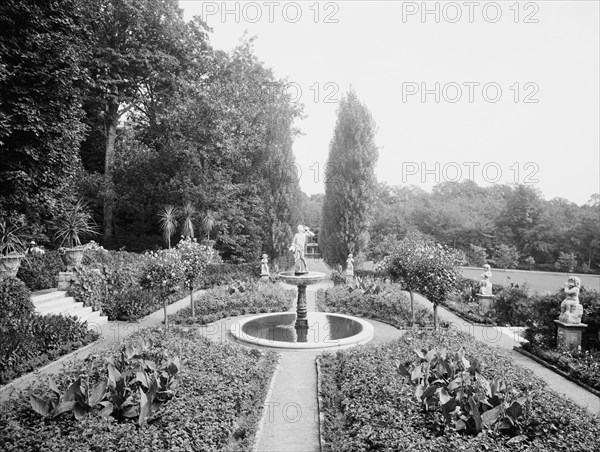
{"left": 241, "top": 312, "right": 363, "bottom": 344}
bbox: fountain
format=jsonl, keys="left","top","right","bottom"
{"left": 230, "top": 226, "right": 374, "bottom": 349}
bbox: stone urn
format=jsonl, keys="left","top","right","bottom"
{"left": 0, "top": 253, "right": 25, "bottom": 279}
{"left": 60, "top": 246, "right": 85, "bottom": 271}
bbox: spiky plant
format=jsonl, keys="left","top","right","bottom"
{"left": 201, "top": 210, "right": 216, "bottom": 241}
{"left": 180, "top": 202, "right": 196, "bottom": 238}
{"left": 158, "top": 205, "right": 179, "bottom": 249}
{"left": 52, "top": 199, "right": 98, "bottom": 248}
{"left": 0, "top": 219, "right": 26, "bottom": 256}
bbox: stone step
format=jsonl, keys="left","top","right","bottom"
{"left": 34, "top": 296, "right": 78, "bottom": 312}
{"left": 32, "top": 291, "right": 108, "bottom": 328}
{"left": 31, "top": 290, "right": 68, "bottom": 304}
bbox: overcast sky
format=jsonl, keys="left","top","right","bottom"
{"left": 180, "top": 1, "right": 599, "bottom": 205}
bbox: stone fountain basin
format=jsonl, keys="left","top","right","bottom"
{"left": 230, "top": 312, "right": 374, "bottom": 350}
{"left": 278, "top": 271, "right": 326, "bottom": 286}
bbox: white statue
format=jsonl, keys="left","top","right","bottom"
{"left": 289, "top": 225, "right": 315, "bottom": 274}
{"left": 559, "top": 276, "right": 583, "bottom": 324}
{"left": 479, "top": 264, "right": 493, "bottom": 295}
{"left": 345, "top": 253, "right": 354, "bottom": 276}
{"left": 260, "top": 254, "right": 269, "bottom": 276}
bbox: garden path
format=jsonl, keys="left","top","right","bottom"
{"left": 412, "top": 293, "right": 600, "bottom": 415}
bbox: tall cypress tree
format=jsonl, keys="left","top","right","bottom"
{"left": 320, "top": 89, "right": 378, "bottom": 267}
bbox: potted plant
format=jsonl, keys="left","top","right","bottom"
{"left": 52, "top": 199, "right": 98, "bottom": 270}
{"left": 0, "top": 219, "right": 26, "bottom": 279}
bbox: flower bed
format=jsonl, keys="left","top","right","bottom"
{"left": 520, "top": 343, "right": 600, "bottom": 392}
{"left": 0, "top": 278, "right": 99, "bottom": 385}
{"left": 316, "top": 284, "right": 436, "bottom": 328}
{"left": 16, "top": 251, "right": 64, "bottom": 291}
{"left": 0, "top": 327, "right": 278, "bottom": 451}
{"left": 319, "top": 330, "right": 600, "bottom": 451}
{"left": 169, "top": 281, "right": 295, "bottom": 325}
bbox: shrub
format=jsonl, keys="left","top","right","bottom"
{"left": 0, "top": 277, "right": 34, "bottom": 322}
{"left": 0, "top": 314, "right": 99, "bottom": 385}
{"left": 170, "top": 281, "right": 295, "bottom": 324}
{"left": 319, "top": 330, "right": 600, "bottom": 451}
{"left": 199, "top": 262, "right": 259, "bottom": 288}
{"left": 0, "top": 327, "right": 278, "bottom": 451}
{"left": 491, "top": 285, "right": 530, "bottom": 326}
{"left": 317, "top": 284, "right": 435, "bottom": 328}
{"left": 16, "top": 251, "right": 64, "bottom": 291}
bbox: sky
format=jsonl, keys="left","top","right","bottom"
{"left": 180, "top": 1, "right": 600, "bottom": 206}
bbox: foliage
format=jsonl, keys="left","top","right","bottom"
{"left": 170, "top": 281, "right": 295, "bottom": 325}
{"left": 16, "top": 251, "right": 64, "bottom": 290}
{"left": 51, "top": 199, "right": 98, "bottom": 248}
{"left": 377, "top": 236, "right": 461, "bottom": 328}
{"left": 520, "top": 344, "right": 600, "bottom": 392}
{"left": 140, "top": 249, "right": 185, "bottom": 297}
{"left": 0, "top": 219, "right": 27, "bottom": 256}
{"left": 199, "top": 262, "right": 260, "bottom": 288}
{"left": 0, "top": 277, "right": 34, "bottom": 322}
{"left": 0, "top": 314, "right": 99, "bottom": 385}
{"left": 1, "top": 327, "right": 278, "bottom": 451}
{"left": 180, "top": 201, "right": 196, "bottom": 238}
{"left": 0, "top": 0, "right": 88, "bottom": 229}
{"left": 316, "top": 285, "right": 435, "bottom": 329}
{"left": 158, "top": 205, "right": 179, "bottom": 249}
{"left": 368, "top": 181, "right": 600, "bottom": 273}
{"left": 175, "top": 237, "right": 212, "bottom": 290}
{"left": 320, "top": 89, "right": 379, "bottom": 267}
{"left": 467, "top": 244, "right": 488, "bottom": 267}
{"left": 319, "top": 330, "right": 600, "bottom": 451}
{"left": 398, "top": 347, "right": 529, "bottom": 436}
{"left": 493, "top": 244, "right": 520, "bottom": 270}
{"left": 29, "top": 338, "right": 179, "bottom": 425}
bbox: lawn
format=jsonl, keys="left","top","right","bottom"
{"left": 460, "top": 267, "right": 600, "bottom": 293}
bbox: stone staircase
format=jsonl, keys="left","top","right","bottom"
{"left": 32, "top": 290, "right": 108, "bottom": 327}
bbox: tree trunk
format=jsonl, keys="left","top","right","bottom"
{"left": 410, "top": 291, "right": 415, "bottom": 328}
{"left": 433, "top": 303, "right": 438, "bottom": 331}
{"left": 190, "top": 287, "right": 195, "bottom": 317}
{"left": 103, "top": 101, "right": 119, "bottom": 242}
{"left": 164, "top": 297, "right": 169, "bottom": 330}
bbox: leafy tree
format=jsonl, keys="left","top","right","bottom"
{"left": 320, "top": 89, "right": 379, "bottom": 267}
{"left": 82, "top": 0, "right": 196, "bottom": 242}
{"left": 492, "top": 244, "right": 519, "bottom": 270}
{"left": 555, "top": 252, "right": 577, "bottom": 273}
{"left": 378, "top": 237, "right": 461, "bottom": 329}
{"left": 467, "top": 244, "right": 488, "bottom": 267}
{"left": 0, "top": 0, "right": 89, "bottom": 231}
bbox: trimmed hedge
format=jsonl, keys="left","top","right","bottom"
{"left": 1, "top": 276, "right": 99, "bottom": 385}
{"left": 317, "top": 284, "right": 436, "bottom": 328}
{"left": 0, "top": 327, "right": 278, "bottom": 451}
{"left": 198, "top": 262, "right": 260, "bottom": 288}
{"left": 319, "top": 330, "right": 600, "bottom": 451}
{"left": 16, "top": 251, "right": 64, "bottom": 291}
{"left": 170, "top": 281, "right": 295, "bottom": 325}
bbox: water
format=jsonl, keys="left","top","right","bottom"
{"left": 239, "top": 312, "right": 364, "bottom": 345}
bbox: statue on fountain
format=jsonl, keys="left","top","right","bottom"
{"left": 289, "top": 225, "right": 315, "bottom": 274}
{"left": 559, "top": 276, "right": 583, "bottom": 324}
{"left": 345, "top": 253, "right": 354, "bottom": 276}
{"left": 260, "top": 254, "right": 270, "bottom": 278}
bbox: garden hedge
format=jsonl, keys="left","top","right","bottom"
{"left": 317, "top": 284, "right": 436, "bottom": 328}
{"left": 170, "top": 280, "right": 295, "bottom": 325}
{"left": 319, "top": 330, "right": 600, "bottom": 451}
{"left": 0, "top": 327, "right": 278, "bottom": 451}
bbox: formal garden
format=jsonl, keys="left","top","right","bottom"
{"left": 2, "top": 0, "right": 600, "bottom": 450}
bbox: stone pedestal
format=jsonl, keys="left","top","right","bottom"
{"left": 477, "top": 294, "right": 496, "bottom": 314}
{"left": 554, "top": 320, "right": 588, "bottom": 350}
{"left": 57, "top": 271, "right": 77, "bottom": 290}
{"left": 260, "top": 273, "right": 269, "bottom": 281}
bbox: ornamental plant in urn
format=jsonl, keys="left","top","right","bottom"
{"left": 0, "top": 219, "right": 27, "bottom": 279}
{"left": 52, "top": 199, "right": 98, "bottom": 270}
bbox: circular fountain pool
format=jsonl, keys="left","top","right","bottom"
{"left": 230, "top": 312, "right": 374, "bottom": 349}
